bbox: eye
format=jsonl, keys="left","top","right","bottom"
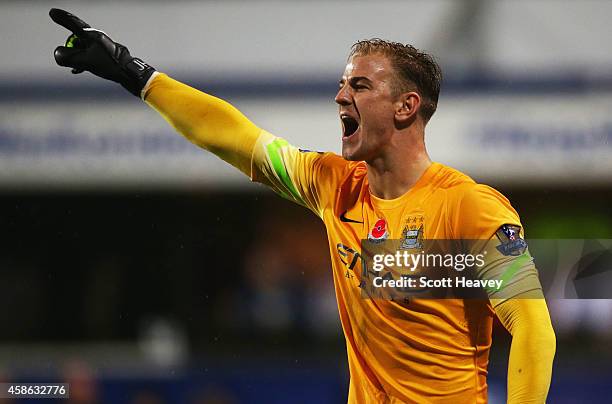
{"left": 350, "top": 81, "right": 369, "bottom": 90}
{"left": 352, "top": 84, "right": 369, "bottom": 92}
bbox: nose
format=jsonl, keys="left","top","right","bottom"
{"left": 335, "top": 84, "right": 351, "bottom": 106}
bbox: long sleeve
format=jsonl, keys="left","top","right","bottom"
{"left": 493, "top": 296, "right": 556, "bottom": 403}
{"left": 143, "top": 73, "right": 262, "bottom": 177}
{"left": 142, "top": 72, "right": 351, "bottom": 217}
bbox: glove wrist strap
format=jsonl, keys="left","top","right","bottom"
{"left": 139, "top": 71, "right": 160, "bottom": 100}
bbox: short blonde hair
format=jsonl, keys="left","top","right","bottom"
{"left": 350, "top": 39, "right": 442, "bottom": 123}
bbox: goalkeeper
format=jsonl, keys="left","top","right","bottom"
{"left": 50, "top": 8, "right": 556, "bottom": 404}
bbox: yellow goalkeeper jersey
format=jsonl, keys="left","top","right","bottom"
{"left": 252, "top": 130, "right": 531, "bottom": 404}
{"left": 143, "top": 74, "right": 549, "bottom": 404}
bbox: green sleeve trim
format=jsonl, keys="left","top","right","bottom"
{"left": 266, "top": 138, "right": 304, "bottom": 203}
{"left": 487, "top": 253, "right": 531, "bottom": 293}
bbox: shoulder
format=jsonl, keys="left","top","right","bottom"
{"left": 299, "top": 150, "right": 365, "bottom": 176}
{"left": 433, "top": 164, "right": 512, "bottom": 209}
{"left": 427, "top": 163, "right": 475, "bottom": 192}
{"left": 434, "top": 164, "right": 521, "bottom": 239}
{"left": 457, "top": 183, "right": 515, "bottom": 213}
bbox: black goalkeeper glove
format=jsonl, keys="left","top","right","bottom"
{"left": 49, "top": 8, "right": 156, "bottom": 97}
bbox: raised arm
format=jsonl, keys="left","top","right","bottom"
{"left": 49, "top": 8, "right": 260, "bottom": 176}
{"left": 49, "top": 8, "right": 351, "bottom": 217}
{"left": 143, "top": 74, "right": 260, "bottom": 176}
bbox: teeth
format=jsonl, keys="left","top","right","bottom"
{"left": 340, "top": 114, "right": 355, "bottom": 124}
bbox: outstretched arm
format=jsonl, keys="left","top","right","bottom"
{"left": 493, "top": 295, "right": 556, "bottom": 404}
{"left": 143, "top": 73, "right": 260, "bottom": 176}
{"left": 50, "top": 8, "right": 260, "bottom": 176}
{"left": 49, "top": 8, "right": 348, "bottom": 216}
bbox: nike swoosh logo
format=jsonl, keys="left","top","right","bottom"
{"left": 340, "top": 211, "right": 363, "bottom": 224}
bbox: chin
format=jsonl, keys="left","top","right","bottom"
{"left": 341, "top": 146, "right": 366, "bottom": 161}
{"left": 341, "top": 130, "right": 373, "bottom": 161}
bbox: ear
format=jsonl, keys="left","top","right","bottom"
{"left": 395, "top": 91, "right": 421, "bottom": 124}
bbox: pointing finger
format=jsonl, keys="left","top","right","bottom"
{"left": 49, "top": 8, "right": 91, "bottom": 35}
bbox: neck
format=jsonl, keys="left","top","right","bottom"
{"left": 366, "top": 132, "right": 432, "bottom": 200}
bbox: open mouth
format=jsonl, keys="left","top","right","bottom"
{"left": 341, "top": 115, "right": 360, "bottom": 139}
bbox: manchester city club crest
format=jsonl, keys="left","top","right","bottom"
{"left": 400, "top": 224, "right": 424, "bottom": 250}
{"left": 368, "top": 219, "right": 389, "bottom": 243}
{"left": 400, "top": 216, "right": 424, "bottom": 250}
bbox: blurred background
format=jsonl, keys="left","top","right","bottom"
{"left": 1, "top": 0, "right": 612, "bottom": 403}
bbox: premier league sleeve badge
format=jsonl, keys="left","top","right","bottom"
{"left": 495, "top": 224, "right": 528, "bottom": 256}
